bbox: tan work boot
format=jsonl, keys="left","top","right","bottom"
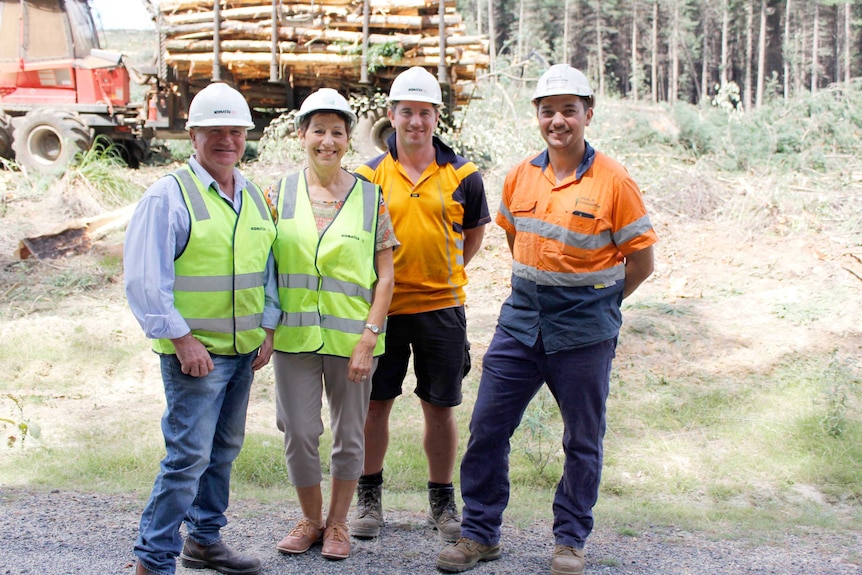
{"left": 550, "top": 544, "right": 586, "bottom": 575}
{"left": 436, "top": 537, "right": 501, "bottom": 572}
{"left": 427, "top": 485, "right": 461, "bottom": 543}
{"left": 350, "top": 482, "right": 383, "bottom": 538}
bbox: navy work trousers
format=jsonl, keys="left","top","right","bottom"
{"left": 459, "top": 327, "right": 616, "bottom": 549}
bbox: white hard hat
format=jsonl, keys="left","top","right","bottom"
{"left": 294, "top": 88, "right": 358, "bottom": 131}
{"left": 531, "top": 64, "right": 594, "bottom": 103}
{"left": 186, "top": 83, "right": 255, "bottom": 129}
{"left": 388, "top": 66, "right": 443, "bottom": 106}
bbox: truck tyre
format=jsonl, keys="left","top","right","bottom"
{"left": 0, "top": 112, "right": 13, "bottom": 161}
{"left": 12, "top": 109, "right": 92, "bottom": 175}
{"left": 353, "top": 107, "right": 393, "bottom": 157}
{"left": 117, "top": 138, "right": 150, "bottom": 169}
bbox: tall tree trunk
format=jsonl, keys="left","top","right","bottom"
{"left": 811, "top": 1, "right": 819, "bottom": 92}
{"left": 517, "top": 0, "right": 525, "bottom": 65}
{"left": 783, "top": 0, "right": 791, "bottom": 100}
{"left": 845, "top": 1, "right": 851, "bottom": 83}
{"left": 744, "top": 0, "right": 753, "bottom": 110}
{"left": 701, "top": 6, "right": 709, "bottom": 104}
{"left": 755, "top": 0, "right": 766, "bottom": 108}
{"left": 564, "top": 0, "right": 571, "bottom": 65}
{"left": 652, "top": 0, "right": 658, "bottom": 103}
{"left": 488, "top": 0, "right": 496, "bottom": 77}
{"left": 631, "top": 0, "right": 639, "bottom": 101}
{"left": 596, "top": 0, "right": 605, "bottom": 96}
{"left": 720, "top": 0, "right": 729, "bottom": 88}
{"left": 670, "top": 0, "right": 679, "bottom": 103}
{"left": 798, "top": 8, "right": 807, "bottom": 95}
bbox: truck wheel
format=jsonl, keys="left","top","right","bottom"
{"left": 116, "top": 138, "right": 150, "bottom": 169}
{"left": 353, "top": 108, "right": 392, "bottom": 157}
{"left": 12, "top": 109, "right": 92, "bottom": 175}
{"left": 0, "top": 113, "right": 13, "bottom": 161}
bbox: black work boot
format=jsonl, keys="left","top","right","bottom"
{"left": 350, "top": 473, "right": 384, "bottom": 538}
{"left": 180, "top": 538, "right": 261, "bottom": 574}
{"left": 428, "top": 484, "right": 461, "bottom": 543}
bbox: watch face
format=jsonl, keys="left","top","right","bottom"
{"left": 366, "top": 324, "right": 380, "bottom": 334}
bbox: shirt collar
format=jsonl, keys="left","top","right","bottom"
{"left": 385, "top": 133, "right": 458, "bottom": 166}
{"left": 188, "top": 155, "right": 249, "bottom": 198}
{"left": 530, "top": 140, "right": 596, "bottom": 181}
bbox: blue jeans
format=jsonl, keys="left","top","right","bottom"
{"left": 135, "top": 352, "right": 256, "bottom": 575}
{"left": 460, "top": 327, "right": 616, "bottom": 549}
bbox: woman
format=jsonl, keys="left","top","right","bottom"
{"left": 268, "top": 88, "right": 397, "bottom": 560}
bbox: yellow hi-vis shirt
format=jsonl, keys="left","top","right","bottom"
{"left": 355, "top": 135, "right": 490, "bottom": 315}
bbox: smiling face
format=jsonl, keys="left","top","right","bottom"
{"left": 298, "top": 112, "right": 349, "bottom": 171}
{"left": 536, "top": 94, "right": 593, "bottom": 152}
{"left": 388, "top": 101, "right": 439, "bottom": 151}
{"left": 190, "top": 125, "right": 247, "bottom": 175}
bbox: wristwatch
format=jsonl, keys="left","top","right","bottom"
{"left": 364, "top": 323, "right": 381, "bottom": 335}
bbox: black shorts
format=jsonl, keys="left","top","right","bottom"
{"left": 371, "top": 307, "right": 468, "bottom": 407}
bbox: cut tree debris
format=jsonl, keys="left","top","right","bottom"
{"left": 17, "top": 203, "right": 137, "bottom": 260}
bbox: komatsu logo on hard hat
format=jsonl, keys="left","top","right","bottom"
{"left": 407, "top": 87, "right": 424, "bottom": 92}
{"left": 213, "top": 109, "right": 234, "bottom": 115}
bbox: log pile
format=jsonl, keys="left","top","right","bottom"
{"left": 156, "top": 0, "right": 489, "bottom": 107}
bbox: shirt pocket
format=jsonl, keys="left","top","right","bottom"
{"left": 509, "top": 197, "right": 538, "bottom": 224}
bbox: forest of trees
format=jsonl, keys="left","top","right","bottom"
{"left": 455, "top": 0, "right": 859, "bottom": 109}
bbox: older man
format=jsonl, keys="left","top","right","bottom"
{"left": 125, "top": 83, "right": 277, "bottom": 575}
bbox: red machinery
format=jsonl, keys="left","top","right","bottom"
{"left": 0, "top": 0, "right": 149, "bottom": 173}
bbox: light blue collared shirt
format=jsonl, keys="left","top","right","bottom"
{"left": 124, "top": 156, "right": 280, "bottom": 342}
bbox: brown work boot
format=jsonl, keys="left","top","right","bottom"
{"left": 276, "top": 518, "right": 324, "bottom": 554}
{"left": 321, "top": 521, "right": 350, "bottom": 560}
{"left": 550, "top": 544, "right": 586, "bottom": 575}
{"left": 427, "top": 485, "right": 461, "bottom": 543}
{"left": 350, "top": 482, "right": 383, "bottom": 538}
{"left": 180, "top": 538, "right": 261, "bottom": 574}
{"left": 436, "top": 537, "right": 501, "bottom": 572}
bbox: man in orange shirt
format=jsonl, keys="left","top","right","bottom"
{"left": 437, "top": 65, "right": 657, "bottom": 575}
{"left": 351, "top": 67, "right": 490, "bottom": 543}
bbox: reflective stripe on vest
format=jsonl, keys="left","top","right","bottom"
{"left": 152, "top": 165, "right": 276, "bottom": 355}
{"left": 272, "top": 172, "right": 384, "bottom": 357}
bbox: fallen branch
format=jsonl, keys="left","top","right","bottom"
{"left": 17, "top": 203, "right": 137, "bottom": 260}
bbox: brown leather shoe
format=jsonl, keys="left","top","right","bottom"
{"left": 550, "top": 544, "right": 586, "bottom": 575}
{"left": 180, "top": 538, "right": 261, "bottom": 574}
{"left": 436, "top": 537, "right": 501, "bottom": 572}
{"left": 321, "top": 521, "right": 350, "bottom": 560}
{"left": 276, "top": 518, "right": 324, "bottom": 554}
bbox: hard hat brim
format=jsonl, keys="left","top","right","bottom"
{"left": 186, "top": 118, "right": 256, "bottom": 130}
{"left": 388, "top": 96, "right": 443, "bottom": 106}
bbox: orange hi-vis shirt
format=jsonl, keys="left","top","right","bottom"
{"left": 356, "top": 135, "right": 490, "bottom": 316}
{"left": 496, "top": 144, "right": 658, "bottom": 352}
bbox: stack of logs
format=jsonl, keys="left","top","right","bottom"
{"left": 156, "top": 0, "right": 489, "bottom": 106}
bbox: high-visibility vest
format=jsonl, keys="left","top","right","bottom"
{"left": 152, "top": 166, "right": 276, "bottom": 355}
{"left": 272, "top": 172, "right": 384, "bottom": 357}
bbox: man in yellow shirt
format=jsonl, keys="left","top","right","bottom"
{"left": 352, "top": 67, "right": 490, "bottom": 543}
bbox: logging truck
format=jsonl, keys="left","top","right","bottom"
{"left": 0, "top": 0, "right": 488, "bottom": 174}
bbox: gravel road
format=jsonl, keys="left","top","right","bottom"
{"left": 1, "top": 488, "right": 860, "bottom": 575}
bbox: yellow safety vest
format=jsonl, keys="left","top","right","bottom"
{"left": 153, "top": 166, "right": 276, "bottom": 355}
{"left": 272, "top": 172, "right": 384, "bottom": 357}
